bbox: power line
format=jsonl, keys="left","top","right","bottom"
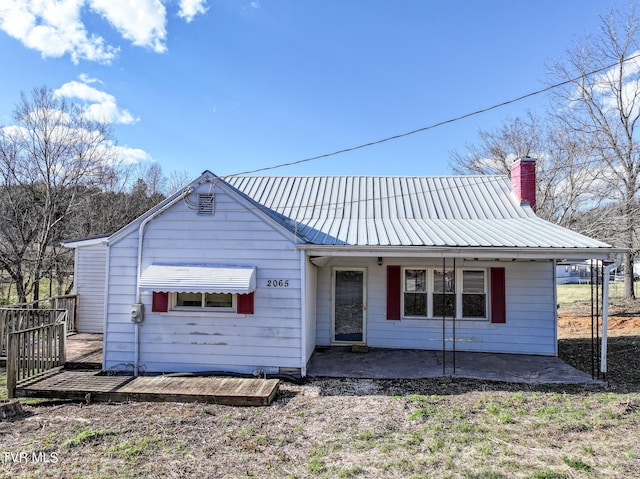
{"left": 218, "top": 154, "right": 629, "bottom": 217}
{"left": 221, "top": 52, "right": 640, "bottom": 178}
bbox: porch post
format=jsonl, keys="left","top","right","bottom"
{"left": 601, "top": 254, "right": 623, "bottom": 377}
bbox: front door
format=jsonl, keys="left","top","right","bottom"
{"left": 333, "top": 268, "right": 366, "bottom": 343}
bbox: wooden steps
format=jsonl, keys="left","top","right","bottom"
{"left": 14, "top": 371, "right": 280, "bottom": 406}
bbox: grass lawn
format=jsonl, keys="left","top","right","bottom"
{"left": 0, "top": 377, "right": 638, "bottom": 478}
{"left": 1, "top": 334, "right": 639, "bottom": 478}
{"left": 1, "top": 290, "right": 639, "bottom": 478}
{"left": 557, "top": 282, "right": 640, "bottom": 305}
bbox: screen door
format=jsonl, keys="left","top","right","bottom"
{"left": 333, "top": 269, "right": 366, "bottom": 343}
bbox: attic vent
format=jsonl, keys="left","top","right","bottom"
{"left": 197, "top": 193, "right": 214, "bottom": 215}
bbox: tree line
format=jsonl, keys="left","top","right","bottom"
{"left": 0, "top": 88, "right": 186, "bottom": 303}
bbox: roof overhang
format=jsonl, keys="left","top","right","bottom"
{"left": 61, "top": 235, "right": 110, "bottom": 248}
{"left": 139, "top": 265, "right": 257, "bottom": 294}
{"left": 297, "top": 245, "right": 626, "bottom": 261}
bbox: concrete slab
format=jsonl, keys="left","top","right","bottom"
{"left": 307, "top": 347, "right": 601, "bottom": 385}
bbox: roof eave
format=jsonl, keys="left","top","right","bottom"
{"left": 297, "top": 244, "right": 626, "bottom": 260}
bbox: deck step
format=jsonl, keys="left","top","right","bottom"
{"left": 14, "top": 370, "right": 280, "bottom": 406}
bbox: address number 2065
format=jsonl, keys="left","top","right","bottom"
{"left": 266, "top": 279, "right": 289, "bottom": 287}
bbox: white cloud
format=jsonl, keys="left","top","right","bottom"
{"left": 110, "top": 145, "right": 152, "bottom": 164}
{"left": 0, "top": 0, "right": 118, "bottom": 64}
{"left": 89, "top": 0, "right": 167, "bottom": 53}
{"left": 78, "top": 73, "right": 102, "bottom": 84}
{"left": 0, "top": 0, "right": 205, "bottom": 63}
{"left": 178, "top": 0, "right": 208, "bottom": 22}
{"left": 54, "top": 78, "right": 139, "bottom": 125}
{"left": 589, "top": 51, "right": 640, "bottom": 114}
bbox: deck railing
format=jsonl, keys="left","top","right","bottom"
{"left": 0, "top": 294, "right": 78, "bottom": 357}
{"left": 6, "top": 311, "right": 67, "bottom": 398}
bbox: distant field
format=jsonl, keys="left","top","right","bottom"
{"left": 557, "top": 282, "right": 639, "bottom": 305}
{"left": 0, "top": 278, "right": 72, "bottom": 305}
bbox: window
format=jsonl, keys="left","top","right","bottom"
{"left": 461, "top": 270, "right": 486, "bottom": 318}
{"left": 399, "top": 267, "right": 488, "bottom": 320}
{"left": 174, "top": 292, "right": 235, "bottom": 311}
{"left": 433, "top": 268, "right": 455, "bottom": 317}
{"left": 404, "top": 269, "right": 427, "bottom": 316}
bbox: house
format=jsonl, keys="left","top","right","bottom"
{"left": 556, "top": 260, "right": 598, "bottom": 284}
{"left": 63, "top": 158, "right": 622, "bottom": 377}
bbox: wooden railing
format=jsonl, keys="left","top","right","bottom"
{"left": 0, "top": 294, "right": 78, "bottom": 357}
{"left": 6, "top": 312, "right": 67, "bottom": 398}
{"left": 50, "top": 295, "right": 78, "bottom": 333}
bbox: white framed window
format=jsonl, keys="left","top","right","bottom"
{"left": 172, "top": 292, "right": 236, "bottom": 311}
{"left": 401, "top": 267, "right": 487, "bottom": 320}
{"left": 403, "top": 268, "right": 428, "bottom": 317}
{"left": 460, "top": 269, "right": 487, "bottom": 318}
{"left": 433, "top": 268, "right": 456, "bottom": 317}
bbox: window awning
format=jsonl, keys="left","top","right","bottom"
{"left": 139, "top": 265, "right": 256, "bottom": 294}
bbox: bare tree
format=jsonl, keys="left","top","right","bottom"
{"left": 0, "top": 87, "right": 118, "bottom": 302}
{"left": 166, "top": 169, "right": 191, "bottom": 194}
{"left": 449, "top": 113, "right": 597, "bottom": 226}
{"left": 450, "top": 112, "right": 543, "bottom": 176}
{"left": 549, "top": 5, "right": 640, "bottom": 299}
{"left": 135, "top": 162, "right": 167, "bottom": 196}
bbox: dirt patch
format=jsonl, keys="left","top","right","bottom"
{"left": 559, "top": 315, "right": 640, "bottom": 338}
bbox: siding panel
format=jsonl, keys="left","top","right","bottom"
{"left": 103, "top": 184, "right": 303, "bottom": 374}
{"left": 74, "top": 244, "right": 107, "bottom": 333}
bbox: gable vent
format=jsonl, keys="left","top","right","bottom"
{"left": 197, "top": 193, "right": 214, "bottom": 215}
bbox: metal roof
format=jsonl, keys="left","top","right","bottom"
{"left": 224, "top": 175, "right": 611, "bottom": 250}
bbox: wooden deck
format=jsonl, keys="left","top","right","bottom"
{"left": 64, "top": 333, "right": 103, "bottom": 369}
{"left": 11, "top": 334, "right": 280, "bottom": 406}
{"left": 14, "top": 370, "right": 280, "bottom": 406}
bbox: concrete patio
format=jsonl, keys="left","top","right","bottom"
{"left": 306, "top": 347, "right": 601, "bottom": 385}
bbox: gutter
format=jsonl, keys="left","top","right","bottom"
{"left": 133, "top": 186, "right": 194, "bottom": 376}
{"left": 601, "top": 253, "right": 623, "bottom": 377}
{"left": 296, "top": 245, "right": 623, "bottom": 260}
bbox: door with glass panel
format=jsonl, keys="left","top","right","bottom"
{"left": 333, "top": 269, "right": 366, "bottom": 343}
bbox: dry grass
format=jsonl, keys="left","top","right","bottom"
{"left": 1, "top": 376, "right": 639, "bottom": 478}
{"left": 1, "top": 301, "right": 640, "bottom": 478}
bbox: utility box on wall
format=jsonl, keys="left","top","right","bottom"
{"left": 131, "top": 303, "right": 144, "bottom": 323}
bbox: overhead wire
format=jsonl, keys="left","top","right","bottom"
{"left": 214, "top": 153, "right": 635, "bottom": 218}
{"left": 221, "top": 52, "right": 640, "bottom": 179}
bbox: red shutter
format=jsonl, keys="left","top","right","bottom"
{"left": 237, "top": 292, "right": 254, "bottom": 314}
{"left": 490, "top": 267, "right": 506, "bottom": 323}
{"left": 386, "top": 265, "right": 401, "bottom": 320}
{"left": 152, "top": 292, "right": 169, "bottom": 312}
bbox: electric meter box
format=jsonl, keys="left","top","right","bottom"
{"left": 131, "top": 303, "right": 144, "bottom": 323}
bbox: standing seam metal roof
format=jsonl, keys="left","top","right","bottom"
{"left": 224, "top": 175, "right": 610, "bottom": 249}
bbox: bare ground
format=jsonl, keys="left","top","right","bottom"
{"left": 1, "top": 302, "right": 640, "bottom": 479}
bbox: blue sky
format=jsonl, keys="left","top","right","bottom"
{"left": 0, "top": 0, "right": 624, "bottom": 180}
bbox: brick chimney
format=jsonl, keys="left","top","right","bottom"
{"left": 510, "top": 157, "right": 536, "bottom": 211}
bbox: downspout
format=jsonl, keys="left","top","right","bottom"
{"left": 133, "top": 187, "right": 194, "bottom": 376}
{"left": 601, "top": 253, "right": 623, "bottom": 377}
{"left": 300, "top": 250, "right": 307, "bottom": 377}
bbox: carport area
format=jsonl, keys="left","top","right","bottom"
{"left": 306, "top": 347, "right": 601, "bottom": 385}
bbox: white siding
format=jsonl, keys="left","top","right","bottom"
{"left": 315, "top": 257, "right": 557, "bottom": 356}
{"left": 74, "top": 243, "right": 107, "bottom": 333}
{"left": 103, "top": 183, "right": 302, "bottom": 374}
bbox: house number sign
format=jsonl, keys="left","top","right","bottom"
{"left": 266, "top": 279, "right": 289, "bottom": 287}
